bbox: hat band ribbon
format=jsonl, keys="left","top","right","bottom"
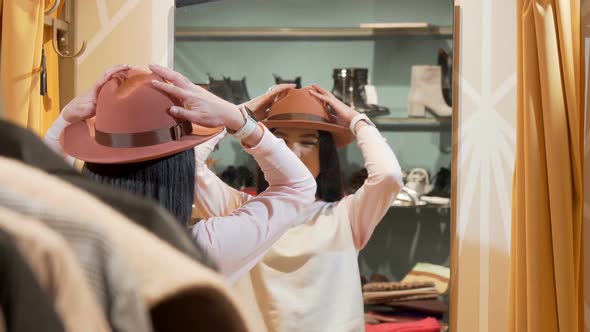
{"left": 94, "top": 121, "right": 192, "bottom": 148}
{"left": 267, "top": 113, "right": 330, "bottom": 123}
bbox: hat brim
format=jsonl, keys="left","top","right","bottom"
{"left": 261, "top": 119, "right": 355, "bottom": 148}
{"left": 60, "top": 120, "right": 223, "bottom": 164}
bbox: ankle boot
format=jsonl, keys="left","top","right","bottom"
{"left": 227, "top": 77, "right": 251, "bottom": 105}
{"left": 438, "top": 49, "right": 453, "bottom": 106}
{"left": 332, "top": 68, "right": 389, "bottom": 117}
{"left": 422, "top": 167, "right": 451, "bottom": 205}
{"left": 407, "top": 65, "right": 452, "bottom": 117}
{"left": 207, "top": 74, "right": 233, "bottom": 102}
{"left": 274, "top": 74, "right": 301, "bottom": 88}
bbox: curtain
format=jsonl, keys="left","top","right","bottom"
{"left": 41, "top": 0, "right": 63, "bottom": 136}
{"left": 0, "top": 0, "right": 61, "bottom": 136}
{"left": 510, "top": 1, "right": 583, "bottom": 332}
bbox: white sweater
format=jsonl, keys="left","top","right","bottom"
{"left": 194, "top": 125, "right": 403, "bottom": 332}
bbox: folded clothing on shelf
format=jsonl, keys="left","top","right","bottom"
{"left": 365, "top": 317, "right": 441, "bottom": 332}
{"left": 363, "top": 281, "right": 437, "bottom": 305}
{"left": 365, "top": 310, "right": 431, "bottom": 324}
{"left": 401, "top": 262, "right": 450, "bottom": 295}
{"left": 385, "top": 299, "right": 448, "bottom": 316}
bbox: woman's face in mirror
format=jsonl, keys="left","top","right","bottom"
{"left": 274, "top": 127, "right": 321, "bottom": 178}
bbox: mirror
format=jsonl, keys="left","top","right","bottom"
{"left": 175, "top": 0, "right": 455, "bottom": 330}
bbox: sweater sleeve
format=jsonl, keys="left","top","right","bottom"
{"left": 43, "top": 114, "right": 76, "bottom": 167}
{"left": 337, "top": 125, "right": 403, "bottom": 250}
{"left": 193, "top": 130, "right": 253, "bottom": 218}
{"left": 191, "top": 125, "right": 316, "bottom": 283}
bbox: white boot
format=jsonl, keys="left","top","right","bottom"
{"left": 407, "top": 65, "right": 452, "bottom": 117}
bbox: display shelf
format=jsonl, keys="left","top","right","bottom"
{"left": 390, "top": 205, "right": 450, "bottom": 217}
{"left": 391, "top": 205, "right": 450, "bottom": 210}
{"left": 373, "top": 117, "right": 452, "bottom": 131}
{"left": 175, "top": 24, "right": 452, "bottom": 40}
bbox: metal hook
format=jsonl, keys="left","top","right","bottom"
{"left": 44, "top": 0, "right": 61, "bottom": 15}
{"left": 50, "top": 17, "right": 86, "bottom": 58}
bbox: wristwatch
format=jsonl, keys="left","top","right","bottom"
{"left": 349, "top": 113, "right": 376, "bottom": 136}
{"left": 227, "top": 105, "right": 259, "bottom": 140}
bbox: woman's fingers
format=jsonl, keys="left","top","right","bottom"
{"left": 93, "top": 64, "right": 130, "bottom": 91}
{"left": 151, "top": 80, "right": 191, "bottom": 100}
{"left": 149, "top": 64, "right": 193, "bottom": 89}
{"left": 308, "top": 89, "right": 332, "bottom": 104}
{"left": 169, "top": 106, "right": 200, "bottom": 123}
{"left": 311, "top": 84, "right": 334, "bottom": 97}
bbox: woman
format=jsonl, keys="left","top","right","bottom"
{"left": 194, "top": 85, "right": 404, "bottom": 331}
{"left": 44, "top": 64, "right": 316, "bottom": 282}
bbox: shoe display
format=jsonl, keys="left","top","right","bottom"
{"left": 392, "top": 168, "right": 431, "bottom": 207}
{"left": 274, "top": 74, "right": 302, "bottom": 88}
{"left": 332, "top": 68, "right": 389, "bottom": 117}
{"left": 437, "top": 49, "right": 453, "bottom": 106}
{"left": 421, "top": 167, "right": 451, "bottom": 206}
{"left": 405, "top": 168, "right": 431, "bottom": 196}
{"left": 407, "top": 65, "right": 452, "bottom": 118}
{"left": 392, "top": 187, "right": 427, "bottom": 207}
{"left": 228, "top": 77, "right": 251, "bottom": 105}
{"left": 207, "top": 75, "right": 251, "bottom": 105}
{"left": 207, "top": 74, "right": 233, "bottom": 102}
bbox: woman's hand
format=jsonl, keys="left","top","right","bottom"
{"left": 149, "top": 64, "right": 245, "bottom": 131}
{"left": 149, "top": 64, "right": 264, "bottom": 146}
{"left": 308, "top": 84, "right": 361, "bottom": 128}
{"left": 61, "top": 64, "right": 131, "bottom": 123}
{"left": 244, "top": 84, "right": 296, "bottom": 121}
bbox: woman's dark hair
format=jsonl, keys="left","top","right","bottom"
{"left": 257, "top": 130, "right": 343, "bottom": 202}
{"left": 82, "top": 149, "right": 195, "bottom": 225}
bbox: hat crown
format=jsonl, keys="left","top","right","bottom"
{"left": 267, "top": 87, "right": 331, "bottom": 121}
{"left": 95, "top": 70, "right": 180, "bottom": 134}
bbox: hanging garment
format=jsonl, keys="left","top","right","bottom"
{"left": 0, "top": 229, "right": 65, "bottom": 332}
{"left": 0, "top": 119, "right": 215, "bottom": 269}
{"left": 0, "top": 207, "right": 111, "bottom": 332}
{"left": 0, "top": 157, "right": 252, "bottom": 332}
{"left": 0, "top": 188, "right": 152, "bottom": 332}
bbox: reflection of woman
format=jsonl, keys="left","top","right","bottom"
{"left": 44, "top": 64, "right": 316, "bottom": 282}
{"left": 194, "top": 85, "right": 403, "bottom": 332}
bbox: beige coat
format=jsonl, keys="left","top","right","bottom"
{"left": 0, "top": 207, "right": 111, "bottom": 332}
{"left": 0, "top": 157, "right": 252, "bottom": 332}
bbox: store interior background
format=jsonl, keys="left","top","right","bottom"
{"left": 175, "top": 0, "right": 453, "bottom": 179}
{"left": 70, "top": 0, "right": 521, "bottom": 330}
{"left": 174, "top": 0, "right": 454, "bottom": 286}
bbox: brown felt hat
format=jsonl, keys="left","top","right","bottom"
{"left": 261, "top": 86, "right": 355, "bottom": 148}
{"left": 60, "top": 69, "right": 222, "bottom": 164}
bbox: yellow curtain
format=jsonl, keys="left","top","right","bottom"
{"left": 0, "top": 0, "right": 61, "bottom": 136}
{"left": 510, "top": 1, "right": 583, "bottom": 332}
{"left": 41, "top": 0, "right": 63, "bottom": 136}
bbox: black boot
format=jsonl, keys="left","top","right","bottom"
{"left": 421, "top": 167, "right": 451, "bottom": 205}
{"left": 227, "top": 77, "right": 251, "bottom": 105}
{"left": 274, "top": 74, "right": 301, "bottom": 88}
{"left": 207, "top": 74, "right": 233, "bottom": 102}
{"left": 332, "top": 68, "right": 389, "bottom": 117}
{"left": 437, "top": 49, "right": 453, "bottom": 106}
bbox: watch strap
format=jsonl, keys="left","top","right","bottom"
{"left": 228, "top": 105, "right": 258, "bottom": 140}
{"left": 349, "top": 113, "right": 375, "bottom": 136}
